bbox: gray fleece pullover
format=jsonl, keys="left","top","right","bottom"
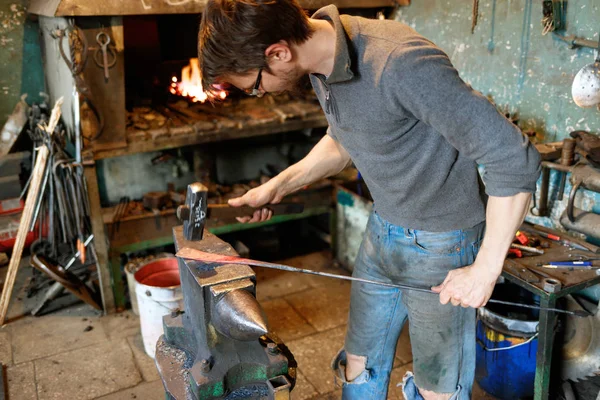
{"left": 309, "top": 6, "right": 541, "bottom": 232}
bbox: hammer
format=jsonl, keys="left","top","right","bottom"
{"left": 176, "top": 183, "right": 304, "bottom": 240}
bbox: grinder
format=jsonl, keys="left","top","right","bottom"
{"left": 155, "top": 182, "right": 296, "bottom": 399}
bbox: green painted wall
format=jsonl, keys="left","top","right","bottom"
{"left": 394, "top": 0, "right": 599, "bottom": 140}
{"left": 394, "top": 0, "right": 600, "bottom": 237}
{"left": 0, "top": 1, "right": 27, "bottom": 122}
{"left": 0, "top": 0, "right": 44, "bottom": 126}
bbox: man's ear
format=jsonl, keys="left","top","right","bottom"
{"left": 265, "top": 40, "right": 292, "bottom": 63}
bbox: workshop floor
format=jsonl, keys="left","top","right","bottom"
{"left": 0, "top": 251, "right": 496, "bottom": 399}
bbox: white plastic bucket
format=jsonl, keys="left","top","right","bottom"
{"left": 125, "top": 263, "right": 140, "bottom": 315}
{"left": 127, "top": 253, "right": 175, "bottom": 316}
{"left": 134, "top": 257, "right": 183, "bottom": 359}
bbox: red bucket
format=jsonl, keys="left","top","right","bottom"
{"left": 134, "top": 257, "right": 180, "bottom": 288}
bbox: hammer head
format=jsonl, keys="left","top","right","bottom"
{"left": 177, "top": 182, "right": 208, "bottom": 241}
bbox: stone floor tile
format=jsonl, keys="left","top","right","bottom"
{"left": 297, "top": 252, "right": 351, "bottom": 288}
{"left": 101, "top": 310, "right": 140, "bottom": 340}
{"left": 254, "top": 265, "right": 314, "bottom": 302}
{"left": 6, "top": 361, "right": 37, "bottom": 400}
{"left": 95, "top": 380, "right": 165, "bottom": 400}
{"left": 285, "top": 326, "right": 346, "bottom": 394}
{"left": 395, "top": 324, "right": 412, "bottom": 366}
{"left": 0, "top": 331, "right": 12, "bottom": 365}
{"left": 285, "top": 281, "right": 351, "bottom": 332}
{"left": 10, "top": 313, "right": 107, "bottom": 364}
{"left": 306, "top": 388, "right": 342, "bottom": 399}
{"left": 262, "top": 298, "right": 316, "bottom": 342}
{"left": 127, "top": 333, "right": 160, "bottom": 382}
{"left": 35, "top": 339, "right": 142, "bottom": 400}
{"left": 292, "top": 368, "right": 319, "bottom": 400}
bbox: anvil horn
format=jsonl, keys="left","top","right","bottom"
{"left": 212, "top": 289, "right": 268, "bottom": 341}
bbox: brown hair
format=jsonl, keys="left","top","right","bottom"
{"left": 198, "top": 0, "right": 314, "bottom": 90}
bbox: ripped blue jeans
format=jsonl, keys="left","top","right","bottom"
{"left": 332, "top": 211, "right": 484, "bottom": 400}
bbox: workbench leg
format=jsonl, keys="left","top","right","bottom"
{"left": 329, "top": 208, "right": 337, "bottom": 259}
{"left": 534, "top": 296, "right": 557, "bottom": 400}
{"left": 84, "top": 163, "right": 116, "bottom": 314}
{"left": 109, "top": 251, "right": 127, "bottom": 310}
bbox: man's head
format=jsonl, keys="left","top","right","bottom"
{"left": 198, "top": 0, "right": 314, "bottom": 97}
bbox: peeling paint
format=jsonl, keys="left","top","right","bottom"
{"left": 395, "top": 0, "right": 599, "bottom": 138}
{"left": 394, "top": 0, "right": 600, "bottom": 236}
{"left": 0, "top": 0, "right": 29, "bottom": 125}
{"left": 0, "top": 3, "right": 25, "bottom": 34}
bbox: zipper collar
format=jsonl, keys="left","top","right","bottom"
{"left": 311, "top": 5, "right": 354, "bottom": 85}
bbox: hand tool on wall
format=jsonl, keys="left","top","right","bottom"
{"left": 471, "top": 0, "right": 479, "bottom": 33}
{"left": 94, "top": 32, "right": 116, "bottom": 83}
{"left": 0, "top": 98, "right": 63, "bottom": 325}
{"left": 176, "top": 182, "right": 304, "bottom": 241}
{"left": 55, "top": 23, "right": 104, "bottom": 142}
{"left": 177, "top": 248, "right": 589, "bottom": 317}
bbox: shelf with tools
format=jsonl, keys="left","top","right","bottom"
{"left": 92, "top": 97, "right": 328, "bottom": 160}
{"left": 37, "top": 16, "right": 333, "bottom": 314}
{"left": 102, "top": 180, "right": 337, "bottom": 309}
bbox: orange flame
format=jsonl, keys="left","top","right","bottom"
{"left": 170, "top": 58, "right": 227, "bottom": 103}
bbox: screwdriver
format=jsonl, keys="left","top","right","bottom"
{"left": 177, "top": 248, "right": 590, "bottom": 318}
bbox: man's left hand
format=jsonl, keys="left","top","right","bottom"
{"left": 431, "top": 264, "right": 498, "bottom": 308}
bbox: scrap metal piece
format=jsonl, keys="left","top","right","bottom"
{"left": 30, "top": 254, "right": 101, "bottom": 311}
{"left": 267, "top": 375, "right": 291, "bottom": 400}
{"left": 178, "top": 247, "right": 590, "bottom": 317}
{"left": 504, "top": 262, "right": 541, "bottom": 284}
{"left": 542, "top": 278, "right": 562, "bottom": 293}
{"left": 561, "top": 296, "right": 600, "bottom": 381}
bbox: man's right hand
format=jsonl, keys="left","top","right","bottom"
{"left": 227, "top": 180, "right": 282, "bottom": 223}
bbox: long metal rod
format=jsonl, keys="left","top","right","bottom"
{"left": 176, "top": 248, "right": 589, "bottom": 317}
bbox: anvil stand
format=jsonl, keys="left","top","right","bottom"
{"left": 155, "top": 183, "right": 296, "bottom": 399}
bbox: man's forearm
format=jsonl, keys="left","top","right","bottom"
{"left": 475, "top": 192, "right": 532, "bottom": 275}
{"left": 272, "top": 134, "right": 351, "bottom": 198}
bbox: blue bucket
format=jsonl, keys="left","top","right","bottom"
{"left": 475, "top": 285, "right": 539, "bottom": 399}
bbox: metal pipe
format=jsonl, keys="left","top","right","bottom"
{"left": 554, "top": 33, "right": 599, "bottom": 50}
{"left": 538, "top": 167, "right": 550, "bottom": 216}
{"left": 541, "top": 161, "right": 573, "bottom": 173}
{"left": 176, "top": 248, "right": 590, "bottom": 317}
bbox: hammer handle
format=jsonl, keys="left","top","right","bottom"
{"left": 207, "top": 203, "right": 304, "bottom": 219}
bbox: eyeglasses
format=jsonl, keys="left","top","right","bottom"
{"left": 248, "top": 68, "right": 263, "bottom": 97}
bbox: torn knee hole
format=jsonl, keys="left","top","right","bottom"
{"left": 345, "top": 353, "right": 367, "bottom": 382}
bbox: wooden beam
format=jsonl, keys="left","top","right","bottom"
{"left": 83, "top": 161, "right": 116, "bottom": 314}
{"left": 29, "top": 0, "right": 394, "bottom": 16}
{"left": 80, "top": 18, "right": 128, "bottom": 153}
{"left": 93, "top": 114, "right": 328, "bottom": 160}
{"left": 0, "top": 98, "right": 63, "bottom": 325}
